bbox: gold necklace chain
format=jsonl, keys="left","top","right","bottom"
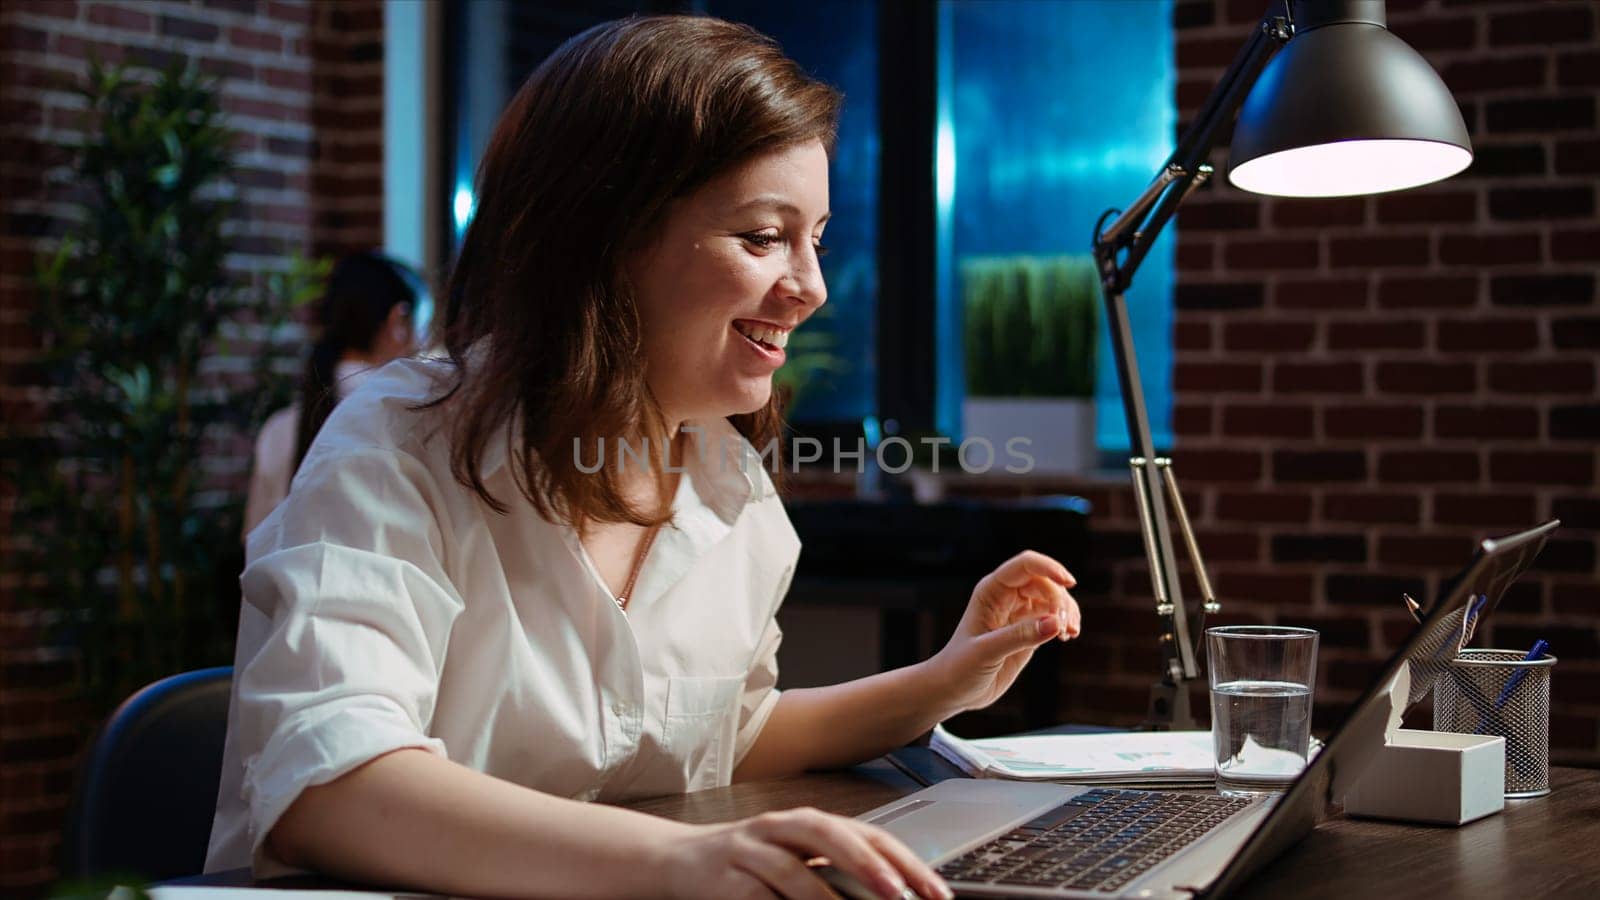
{"left": 615, "top": 437, "right": 680, "bottom": 613}
{"left": 614, "top": 521, "right": 664, "bottom": 612}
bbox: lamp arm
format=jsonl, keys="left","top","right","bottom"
{"left": 1089, "top": 3, "right": 1293, "bottom": 729}
{"left": 1098, "top": 6, "right": 1293, "bottom": 292}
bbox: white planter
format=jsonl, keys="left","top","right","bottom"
{"left": 962, "top": 397, "right": 1097, "bottom": 475}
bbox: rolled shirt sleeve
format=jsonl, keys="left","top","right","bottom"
{"left": 233, "top": 447, "right": 464, "bottom": 866}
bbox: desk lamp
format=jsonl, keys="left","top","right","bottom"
{"left": 1091, "top": 0, "right": 1471, "bottom": 729}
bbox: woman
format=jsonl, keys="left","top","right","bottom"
{"left": 207, "top": 16, "right": 1082, "bottom": 900}
{"left": 241, "top": 251, "right": 421, "bottom": 537}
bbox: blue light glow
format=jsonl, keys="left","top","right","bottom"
{"left": 937, "top": 113, "right": 957, "bottom": 214}
{"left": 452, "top": 184, "right": 476, "bottom": 233}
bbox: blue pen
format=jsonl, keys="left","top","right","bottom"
{"left": 1495, "top": 639, "right": 1550, "bottom": 708}
{"left": 1477, "top": 639, "right": 1549, "bottom": 734}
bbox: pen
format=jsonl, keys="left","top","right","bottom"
{"left": 1494, "top": 639, "right": 1549, "bottom": 709}
{"left": 1402, "top": 593, "right": 1422, "bottom": 623}
{"left": 1477, "top": 639, "right": 1549, "bottom": 734}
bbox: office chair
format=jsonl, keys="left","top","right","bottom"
{"left": 60, "top": 666, "right": 233, "bottom": 882}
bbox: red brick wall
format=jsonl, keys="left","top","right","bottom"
{"left": 0, "top": 1, "right": 384, "bottom": 893}
{"left": 1164, "top": 0, "right": 1598, "bottom": 756}
{"left": 949, "top": 0, "right": 1598, "bottom": 762}
{"left": 307, "top": 0, "right": 385, "bottom": 259}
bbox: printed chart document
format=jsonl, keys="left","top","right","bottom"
{"left": 930, "top": 725, "right": 1218, "bottom": 787}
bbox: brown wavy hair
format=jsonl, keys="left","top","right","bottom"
{"left": 430, "top": 15, "right": 840, "bottom": 532}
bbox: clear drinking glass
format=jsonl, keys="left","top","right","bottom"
{"left": 1206, "top": 626, "right": 1320, "bottom": 797}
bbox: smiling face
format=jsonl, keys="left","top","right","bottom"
{"left": 628, "top": 139, "right": 830, "bottom": 433}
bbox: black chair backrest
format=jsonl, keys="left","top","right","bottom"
{"left": 60, "top": 667, "right": 233, "bottom": 882}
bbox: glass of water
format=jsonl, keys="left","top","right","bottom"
{"left": 1206, "top": 625, "right": 1319, "bottom": 797}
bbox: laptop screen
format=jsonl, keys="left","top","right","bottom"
{"left": 1201, "top": 519, "right": 1559, "bottom": 897}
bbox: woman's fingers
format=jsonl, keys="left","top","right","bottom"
{"left": 1010, "top": 575, "right": 1081, "bottom": 640}
{"left": 989, "top": 550, "right": 1076, "bottom": 589}
{"left": 748, "top": 808, "right": 945, "bottom": 900}
{"left": 751, "top": 809, "right": 906, "bottom": 899}
{"left": 862, "top": 825, "right": 955, "bottom": 900}
{"left": 727, "top": 834, "right": 840, "bottom": 900}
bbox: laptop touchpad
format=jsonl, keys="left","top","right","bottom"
{"left": 867, "top": 800, "right": 1036, "bottom": 860}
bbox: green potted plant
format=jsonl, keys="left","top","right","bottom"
{"left": 961, "top": 254, "right": 1099, "bottom": 474}
{"left": 3, "top": 61, "right": 319, "bottom": 717}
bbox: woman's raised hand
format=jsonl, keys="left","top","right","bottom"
{"left": 926, "top": 550, "right": 1082, "bottom": 717}
{"left": 653, "top": 807, "right": 951, "bottom": 900}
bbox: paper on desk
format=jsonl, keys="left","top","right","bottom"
{"left": 930, "top": 725, "right": 1217, "bottom": 784}
{"left": 1228, "top": 735, "right": 1307, "bottom": 779}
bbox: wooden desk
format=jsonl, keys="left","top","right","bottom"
{"left": 627, "top": 761, "right": 1600, "bottom": 898}
{"left": 180, "top": 762, "right": 1600, "bottom": 896}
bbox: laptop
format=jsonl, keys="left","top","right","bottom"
{"left": 849, "top": 520, "right": 1560, "bottom": 899}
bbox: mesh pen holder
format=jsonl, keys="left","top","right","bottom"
{"left": 1433, "top": 648, "right": 1556, "bottom": 798}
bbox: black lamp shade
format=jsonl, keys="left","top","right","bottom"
{"left": 1228, "top": 12, "right": 1472, "bottom": 197}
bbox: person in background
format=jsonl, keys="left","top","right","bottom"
{"left": 208, "top": 16, "right": 1082, "bottom": 900}
{"left": 241, "top": 252, "right": 423, "bottom": 537}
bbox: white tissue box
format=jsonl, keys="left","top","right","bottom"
{"left": 1344, "top": 728, "right": 1505, "bottom": 825}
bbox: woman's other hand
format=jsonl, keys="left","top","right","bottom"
{"left": 926, "top": 550, "right": 1081, "bottom": 716}
{"left": 654, "top": 807, "right": 952, "bottom": 900}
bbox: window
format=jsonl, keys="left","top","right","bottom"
{"left": 941, "top": 0, "right": 1176, "bottom": 455}
{"left": 440, "top": 1, "right": 1177, "bottom": 460}
{"left": 706, "top": 0, "right": 880, "bottom": 425}
{"left": 732, "top": 0, "right": 1177, "bottom": 460}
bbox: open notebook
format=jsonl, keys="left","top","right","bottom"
{"left": 930, "top": 725, "right": 1221, "bottom": 787}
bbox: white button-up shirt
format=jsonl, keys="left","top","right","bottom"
{"left": 205, "top": 358, "right": 800, "bottom": 876}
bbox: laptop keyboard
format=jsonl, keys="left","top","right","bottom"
{"left": 936, "top": 788, "right": 1253, "bottom": 894}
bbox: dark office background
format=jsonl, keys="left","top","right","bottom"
{"left": 1, "top": 1, "right": 1597, "bottom": 895}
